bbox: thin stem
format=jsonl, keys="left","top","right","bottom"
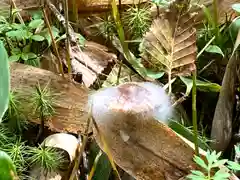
{"left": 168, "top": 72, "right": 172, "bottom": 95}
{"left": 91, "top": 116, "right": 121, "bottom": 180}
{"left": 42, "top": 7, "right": 64, "bottom": 76}
{"left": 64, "top": 0, "right": 72, "bottom": 79}
{"left": 192, "top": 70, "right": 199, "bottom": 156}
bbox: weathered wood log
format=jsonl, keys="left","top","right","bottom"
{"left": 90, "top": 82, "right": 201, "bottom": 180}
{"left": 10, "top": 62, "right": 89, "bottom": 134}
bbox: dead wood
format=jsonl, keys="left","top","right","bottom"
{"left": 10, "top": 62, "right": 89, "bottom": 134}
{"left": 91, "top": 82, "right": 202, "bottom": 180}
{"left": 211, "top": 54, "right": 240, "bottom": 152}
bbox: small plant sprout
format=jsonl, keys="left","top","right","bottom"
{"left": 122, "top": 4, "right": 152, "bottom": 39}
{"left": 4, "top": 91, "right": 28, "bottom": 134}
{"left": 31, "top": 81, "right": 55, "bottom": 143}
{"left": 28, "top": 146, "right": 65, "bottom": 172}
{"left": 2, "top": 138, "right": 28, "bottom": 178}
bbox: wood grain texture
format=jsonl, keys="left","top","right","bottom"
{"left": 10, "top": 62, "right": 89, "bottom": 134}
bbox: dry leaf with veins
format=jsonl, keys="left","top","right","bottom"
{"left": 140, "top": 0, "right": 197, "bottom": 79}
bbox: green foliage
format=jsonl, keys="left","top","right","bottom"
{"left": 122, "top": 4, "right": 152, "bottom": 39}
{"left": 2, "top": 139, "right": 28, "bottom": 178}
{"left": 204, "top": 45, "right": 224, "bottom": 57}
{"left": 187, "top": 150, "right": 240, "bottom": 180}
{"left": 168, "top": 120, "right": 210, "bottom": 151}
{"left": 31, "top": 82, "right": 55, "bottom": 118}
{"left": 180, "top": 76, "right": 221, "bottom": 96}
{"left": 0, "top": 40, "right": 10, "bottom": 121}
{"left": 0, "top": 150, "right": 18, "bottom": 180}
{"left": 28, "top": 146, "right": 65, "bottom": 171}
{"left": 232, "top": 4, "right": 240, "bottom": 14}
{"left": 3, "top": 91, "right": 28, "bottom": 134}
{"left": 0, "top": 15, "right": 60, "bottom": 67}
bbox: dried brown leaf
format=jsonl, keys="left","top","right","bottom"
{"left": 140, "top": 0, "right": 197, "bottom": 77}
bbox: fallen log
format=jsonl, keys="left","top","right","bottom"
{"left": 10, "top": 62, "right": 89, "bottom": 134}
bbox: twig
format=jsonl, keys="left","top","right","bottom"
{"left": 67, "top": 105, "right": 92, "bottom": 180}
{"left": 63, "top": 0, "right": 72, "bottom": 79}
{"left": 45, "top": 1, "right": 77, "bottom": 44}
{"left": 10, "top": 0, "right": 25, "bottom": 25}
{"left": 42, "top": 7, "right": 64, "bottom": 76}
{"left": 192, "top": 69, "right": 199, "bottom": 156}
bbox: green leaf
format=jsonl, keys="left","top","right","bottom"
{"left": 0, "top": 150, "right": 18, "bottom": 180}
{"left": 232, "top": 4, "right": 240, "bottom": 13}
{"left": 212, "top": 159, "right": 228, "bottom": 168}
{"left": 186, "top": 174, "right": 206, "bottom": 180}
{"left": 28, "top": 19, "right": 44, "bottom": 29}
{"left": 9, "top": 54, "right": 20, "bottom": 62}
{"left": 168, "top": 120, "right": 210, "bottom": 151}
{"left": 22, "top": 45, "right": 31, "bottom": 53}
{"left": 180, "top": 76, "right": 221, "bottom": 95}
{"left": 213, "top": 169, "right": 230, "bottom": 180}
{"left": 205, "top": 45, "right": 224, "bottom": 57}
{"left": 75, "top": 33, "right": 86, "bottom": 46}
{"left": 21, "top": 53, "right": 28, "bottom": 61}
{"left": 229, "top": 17, "right": 240, "bottom": 43}
{"left": 27, "top": 52, "right": 37, "bottom": 59}
{"left": 11, "top": 48, "right": 21, "bottom": 54}
{"left": 40, "top": 26, "right": 60, "bottom": 46}
{"left": 0, "top": 41, "right": 10, "bottom": 121}
{"left": 11, "top": 23, "right": 25, "bottom": 30}
{"left": 31, "top": 34, "right": 45, "bottom": 41}
{"left": 6, "top": 30, "right": 32, "bottom": 40}
{"left": 227, "top": 161, "right": 240, "bottom": 171}
{"left": 146, "top": 70, "right": 165, "bottom": 79}
{"left": 31, "top": 11, "right": 43, "bottom": 20}
{"left": 193, "top": 155, "right": 208, "bottom": 170}
{"left": 190, "top": 170, "right": 205, "bottom": 177}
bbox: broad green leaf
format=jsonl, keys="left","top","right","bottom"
{"left": 205, "top": 45, "right": 224, "bottom": 57}
{"left": 227, "top": 161, "right": 240, "bottom": 171}
{"left": 0, "top": 150, "right": 18, "bottom": 180}
{"left": 31, "top": 11, "right": 43, "bottom": 20}
{"left": 193, "top": 155, "right": 208, "bottom": 170}
{"left": 180, "top": 76, "right": 221, "bottom": 96}
{"left": 6, "top": 30, "right": 32, "bottom": 40}
{"left": 40, "top": 26, "right": 60, "bottom": 46}
{"left": 22, "top": 45, "right": 31, "bottom": 53}
{"left": 31, "top": 34, "right": 45, "bottom": 41}
{"left": 9, "top": 55, "right": 20, "bottom": 62}
{"left": 229, "top": 17, "right": 240, "bottom": 43}
{"left": 11, "top": 23, "right": 25, "bottom": 30}
{"left": 28, "top": 19, "right": 44, "bottom": 29}
{"left": 0, "top": 41, "right": 10, "bottom": 121}
{"left": 21, "top": 53, "right": 28, "bottom": 61}
{"left": 27, "top": 52, "right": 37, "bottom": 59}
{"left": 232, "top": 4, "right": 240, "bottom": 13}
{"left": 146, "top": 70, "right": 164, "bottom": 79}
{"left": 11, "top": 48, "right": 21, "bottom": 54}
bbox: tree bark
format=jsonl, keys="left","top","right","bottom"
{"left": 10, "top": 62, "right": 90, "bottom": 134}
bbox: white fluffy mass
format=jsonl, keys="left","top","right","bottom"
{"left": 89, "top": 82, "right": 172, "bottom": 125}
